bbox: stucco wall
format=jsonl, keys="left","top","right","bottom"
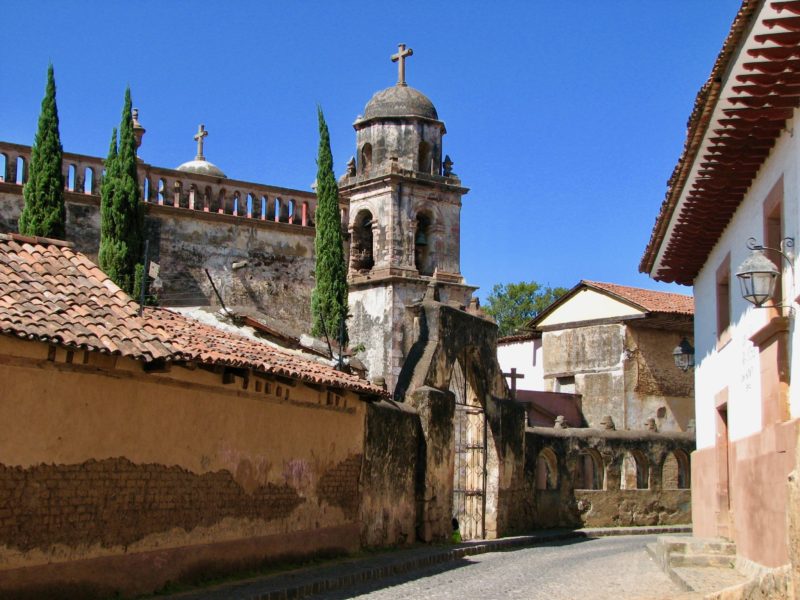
{"left": 0, "top": 335, "right": 366, "bottom": 598}
{"left": 497, "top": 338, "right": 544, "bottom": 391}
{"left": 689, "top": 109, "right": 800, "bottom": 567}
{"left": 537, "top": 288, "right": 642, "bottom": 328}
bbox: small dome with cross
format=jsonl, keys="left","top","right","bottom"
{"left": 360, "top": 85, "right": 439, "bottom": 122}
{"left": 176, "top": 124, "right": 227, "bottom": 179}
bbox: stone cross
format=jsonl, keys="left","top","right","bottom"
{"left": 391, "top": 44, "right": 413, "bottom": 86}
{"left": 502, "top": 367, "right": 525, "bottom": 399}
{"left": 194, "top": 124, "right": 208, "bottom": 160}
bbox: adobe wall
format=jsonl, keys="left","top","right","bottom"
{"left": 359, "top": 400, "right": 421, "bottom": 548}
{"left": 0, "top": 183, "right": 316, "bottom": 336}
{"left": 524, "top": 427, "right": 694, "bottom": 529}
{"left": 625, "top": 324, "right": 694, "bottom": 432}
{"left": 0, "top": 335, "right": 366, "bottom": 599}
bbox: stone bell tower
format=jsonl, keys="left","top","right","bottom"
{"left": 339, "top": 44, "right": 475, "bottom": 391}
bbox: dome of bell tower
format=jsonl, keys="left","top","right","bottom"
{"left": 360, "top": 85, "right": 438, "bottom": 123}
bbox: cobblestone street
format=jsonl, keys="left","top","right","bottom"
{"left": 318, "top": 535, "right": 694, "bottom": 600}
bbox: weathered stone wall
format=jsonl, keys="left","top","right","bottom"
{"left": 0, "top": 183, "right": 316, "bottom": 335}
{"left": 543, "top": 323, "right": 626, "bottom": 428}
{"left": 542, "top": 321, "right": 694, "bottom": 432}
{"left": 625, "top": 324, "right": 694, "bottom": 432}
{"left": 359, "top": 400, "right": 421, "bottom": 548}
{"left": 0, "top": 335, "right": 367, "bottom": 598}
{"left": 523, "top": 427, "right": 694, "bottom": 529}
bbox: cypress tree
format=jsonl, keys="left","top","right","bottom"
{"left": 311, "top": 106, "right": 348, "bottom": 344}
{"left": 98, "top": 88, "right": 144, "bottom": 296}
{"left": 19, "top": 64, "right": 66, "bottom": 239}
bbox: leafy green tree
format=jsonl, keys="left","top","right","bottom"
{"left": 484, "top": 281, "right": 569, "bottom": 336}
{"left": 19, "top": 64, "right": 66, "bottom": 239}
{"left": 98, "top": 88, "right": 144, "bottom": 296}
{"left": 311, "top": 106, "right": 348, "bottom": 344}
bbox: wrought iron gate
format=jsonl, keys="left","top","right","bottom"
{"left": 451, "top": 357, "right": 487, "bottom": 540}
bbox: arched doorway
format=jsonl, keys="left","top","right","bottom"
{"left": 450, "top": 353, "right": 489, "bottom": 540}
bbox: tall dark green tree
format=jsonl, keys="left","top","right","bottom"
{"left": 311, "top": 106, "right": 348, "bottom": 344}
{"left": 99, "top": 88, "right": 144, "bottom": 296}
{"left": 18, "top": 64, "right": 66, "bottom": 239}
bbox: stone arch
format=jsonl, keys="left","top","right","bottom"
{"left": 232, "top": 191, "right": 241, "bottom": 216}
{"left": 536, "top": 447, "right": 559, "bottom": 491}
{"left": 203, "top": 186, "right": 213, "bottom": 212}
{"left": 274, "top": 197, "right": 282, "bottom": 222}
{"left": 414, "top": 210, "right": 434, "bottom": 276}
{"left": 662, "top": 449, "right": 690, "bottom": 490}
{"left": 621, "top": 449, "right": 649, "bottom": 490}
{"left": 67, "top": 164, "right": 77, "bottom": 191}
{"left": 260, "top": 196, "right": 268, "bottom": 220}
{"left": 360, "top": 143, "right": 372, "bottom": 174}
{"left": 142, "top": 177, "right": 151, "bottom": 202}
{"left": 15, "top": 156, "right": 27, "bottom": 184}
{"left": 246, "top": 193, "right": 256, "bottom": 218}
{"left": 287, "top": 199, "right": 296, "bottom": 224}
{"left": 217, "top": 188, "right": 226, "bottom": 213}
{"left": 84, "top": 167, "right": 95, "bottom": 194}
{"left": 188, "top": 184, "right": 199, "bottom": 210}
{"left": 0, "top": 153, "right": 7, "bottom": 182}
{"left": 573, "top": 448, "right": 604, "bottom": 490}
{"left": 172, "top": 180, "right": 183, "bottom": 207}
{"left": 418, "top": 141, "right": 432, "bottom": 173}
{"left": 350, "top": 209, "right": 374, "bottom": 272}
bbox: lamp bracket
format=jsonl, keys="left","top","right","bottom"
{"left": 746, "top": 236, "right": 794, "bottom": 268}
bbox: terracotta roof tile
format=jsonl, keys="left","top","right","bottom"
{"left": 581, "top": 280, "right": 694, "bottom": 315}
{"left": 0, "top": 233, "right": 388, "bottom": 398}
{"left": 146, "top": 307, "right": 389, "bottom": 398}
{"left": 0, "top": 233, "right": 174, "bottom": 362}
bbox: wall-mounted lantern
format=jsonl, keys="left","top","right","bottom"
{"left": 672, "top": 337, "right": 695, "bottom": 372}
{"left": 735, "top": 237, "right": 794, "bottom": 309}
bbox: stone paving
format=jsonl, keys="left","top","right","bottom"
{"left": 321, "top": 535, "right": 694, "bottom": 600}
{"left": 164, "top": 527, "right": 702, "bottom": 600}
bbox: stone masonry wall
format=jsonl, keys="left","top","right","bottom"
{"left": 524, "top": 427, "right": 694, "bottom": 529}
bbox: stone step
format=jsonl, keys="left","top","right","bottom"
{"left": 656, "top": 535, "right": 736, "bottom": 557}
{"left": 669, "top": 553, "right": 736, "bottom": 568}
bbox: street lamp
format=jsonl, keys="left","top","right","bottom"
{"left": 735, "top": 237, "right": 793, "bottom": 309}
{"left": 672, "top": 337, "right": 695, "bottom": 372}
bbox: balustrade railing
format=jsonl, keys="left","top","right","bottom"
{"left": 0, "top": 141, "right": 317, "bottom": 228}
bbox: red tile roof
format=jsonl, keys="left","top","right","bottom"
{"left": 582, "top": 280, "right": 694, "bottom": 315}
{"left": 0, "top": 233, "right": 387, "bottom": 398}
{"left": 0, "top": 233, "right": 174, "bottom": 362}
{"left": 146, "top": 308, "right": 388, "bottom": 398}
{"left": 640, "top": 1, "right": 800, "bottom": 283}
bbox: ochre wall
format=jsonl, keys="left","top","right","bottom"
{"left": 0, "top": 335, "right": 366, "bottom": 598}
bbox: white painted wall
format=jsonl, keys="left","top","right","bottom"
{"left": 537, "top": 288, "right": 643, "bottom": 328}
{"left": 693, "top": 112, "right": 800, "bottom": 449}
{"left": 497, "top": 338, "right": 544, "bottom": 391}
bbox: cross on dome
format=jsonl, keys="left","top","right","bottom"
{"left": 194, "top": 124, "right": 208, "bottom": 160}
{"left": 391, "top": 44, "right": 413, "bottom": 87}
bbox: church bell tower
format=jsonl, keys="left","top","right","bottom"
{"left": 339, "top": 44, "right": 475, "bottom": 391}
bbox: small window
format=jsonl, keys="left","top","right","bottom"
{"left": 351, "top": 210, "right": 374, "bottom": 272}
{"left": 360, "top": 143, "right": 372, "bottom": 174}
{"left": 556, "top": 376, "right": 575, "bottom": 394}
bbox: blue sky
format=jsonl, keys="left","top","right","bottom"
{"left": 0, "top": 1, "right": 741, "bottom": 300}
